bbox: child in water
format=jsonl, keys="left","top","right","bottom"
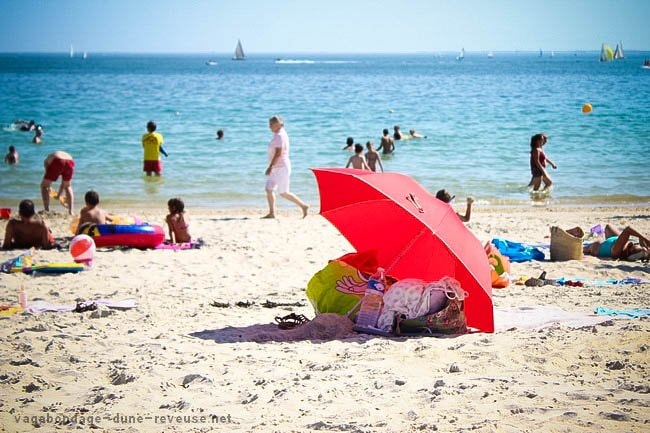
{"left": 346, "top": 143, "right": 371, "bottom": 170}
{"left": 4, "top": 145, "right": 18, "bottom": 164}
{"left": 165, "top": 197, "right": 191, "bottom": 244}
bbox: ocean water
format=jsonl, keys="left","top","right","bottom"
{"left": 1, "top": 52, "right": 649, "bottom": 210}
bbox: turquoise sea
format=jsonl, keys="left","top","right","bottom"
{"left": 1, "top": 52, "right": 649, "bottom": 210}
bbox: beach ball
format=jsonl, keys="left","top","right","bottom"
{"left": 582, "top": 103, "right": 592, "bottom": 114}
{"left": 70, "top": 234, "right": 96, "bottom": 263}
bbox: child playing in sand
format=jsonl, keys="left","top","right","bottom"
{"left": 345, "top": 143, "right": 370, "bottom": 170}
{"left": 4, "top": 145, "right": 18, "bottom": 164}
{"left": 165, "top": 197, "right": 191, "bottom": 244}
{"left": 77, "top": 190, "right": 113, "bottom": 233}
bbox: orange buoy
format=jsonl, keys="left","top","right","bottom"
{"left": 582, "top": 103, "right": 592, "bottom": 113}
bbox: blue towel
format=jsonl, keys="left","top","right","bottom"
{"left": 491, "top": 238, "right": 545, "bottom": 262}
{"left": 594, "top": 307, "right": 650, "bottom": 318}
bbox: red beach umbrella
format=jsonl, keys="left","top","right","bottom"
{"left": 312, "top": 168, "right": 494, "bottom": 333}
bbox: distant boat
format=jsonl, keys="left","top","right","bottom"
{"left": 82, "top": 51, "right": 88, "bottom": 60}
{"left": 550, "top": 51, "right": 555, "bottom": 58}
{"left": 487, "top": 51, "right": 493, "bottom": 59}
{"left": 613, "top": 41, "right": 624, "bottom": 60}
{"left": 600, "top": 43, "right": 614, "bottom": 62}
{"left": 539, "top": 49, "right": 543, "bottom": 57}
{"left": 232, "top": 39, "right": 245, "bottom": 60}
{"left": 205, "top": 59, "right": 218, "bottom": 66}
{"left": 456, "top": 47, "right": 465, "bottom": 61}
{"left": 70, "top": 44, "right": 74, "bottom": 58}
{"left": 642, "top": 59, "right": 650, "bottom": 69}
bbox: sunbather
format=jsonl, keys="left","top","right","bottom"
{"left": 583, "top": 224, "right": 650, "bottom": 261}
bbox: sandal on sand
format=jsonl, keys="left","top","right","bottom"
{"left": 275, "top": 313, "right": 310, "bottom": 330}
{"left": 73, "top": 301, "right": 97, "bottom": 313}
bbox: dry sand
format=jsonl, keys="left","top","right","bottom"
{"left": 0, "top": 205, "right": 649, "bottom": 432}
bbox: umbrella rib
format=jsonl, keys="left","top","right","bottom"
{"left": 384, "top": 227, "right": 429, "bottom": 275}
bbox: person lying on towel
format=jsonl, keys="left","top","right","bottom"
{"left": 582, "top": 224, "right": 650, "bottom": 261}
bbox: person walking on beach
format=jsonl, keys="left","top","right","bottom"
{"left": 142, "top": 120, "right": 165, "bottom": 176}
{"left": 528, "top": 133, "right": 556, "bottom": 191}
{"left": 346, "top": 143, "right": 371, "bottom": 170}
{"left": 41, "top": 150, "right": 75, "bottom": 215}
{"left": 377, "top": 129, "right": 395, "bottom": 154}
{"left": 263, "top": 115, "right": 309, "bottom": 219}
{"left": 365, "top": 141, "right": 384, "bottom": 172}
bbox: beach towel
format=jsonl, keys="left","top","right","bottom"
{"left": 494, "top": 306, "right": 612, "bottom": 331}
{"left": 594, "top": 307, "right": 650, "bottom": 318}
{"left": 491, "top": 238, "right": 545, "bottom": 262}
{"left": 155, "top": 238, "right": 205, "bottom": 251}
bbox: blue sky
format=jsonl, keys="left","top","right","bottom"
{"left": 1, "top": 0, "right": 648, "bottom": 53}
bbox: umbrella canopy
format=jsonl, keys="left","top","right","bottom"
{"left": 312, "top": 168, "right": 493, "bottom": 333}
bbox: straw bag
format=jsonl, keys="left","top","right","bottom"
{"left": 550, "top": 226, "right": 584, "bottom": 261}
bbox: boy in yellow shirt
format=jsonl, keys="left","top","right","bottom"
{"left": 141, "top": 120, "right": 167, "bottom": 176}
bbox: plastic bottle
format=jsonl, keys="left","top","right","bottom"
{"left": 19, "top": 285, "right": 27, "bottom": 309}
{"left": 355, "top": 267, "right": 386, "bottom": 329}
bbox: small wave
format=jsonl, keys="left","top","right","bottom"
{"left": 275, "top": 59, "right": 316, "bottom": 64}
{"left": 274, "top": 59, "right": 358, "bottom": 65}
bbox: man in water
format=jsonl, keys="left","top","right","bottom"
{"left": 377, "top": 129, "right": 395, "bottom": 154}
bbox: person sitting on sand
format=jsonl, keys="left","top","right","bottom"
{"left": 165, "top": 197, "right": 191, "bottom": 244}
{"left": 435, "top": 189, "right": 475, "bottom": 222}
{"left": 345, "top": 143, "right": 370, "bottom": 170}
{"left": 582, "top": 224, "right": 650, "bottom": 261}
{"left": 365, "top": 141, "right": 383, "bottom": 172}
{"left": 4, "top": 145, "right": 18, "bottom": 165}
{"left": 377, "top": 129, "right": 395, "bottom": 154}
{"left": 77, "top": 190, "right": 113, "bottom": 234}
{"left": 2, "top": 199, "right": 55, "bottom": 250}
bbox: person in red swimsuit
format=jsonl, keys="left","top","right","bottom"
{"left": 40, "top": 151, "right": 75, "bottom": 215}
{"left": 528, "top": 133, "right": 556, "bottom": 191}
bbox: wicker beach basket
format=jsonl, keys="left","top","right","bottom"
{"left": 550, "top": 226, "right": 584, "bottom": 261}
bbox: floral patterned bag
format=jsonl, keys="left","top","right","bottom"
{"left": 392, "top": 296, "right": 467, "bottom": 336}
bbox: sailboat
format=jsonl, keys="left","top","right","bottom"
{"left": 232, "top": 39, "right": 245, "bottom": 60}
{"left": 82, "top": 51, "right": 88, "bottom": 60}
{"left": 487, "top": 51, "right": 493, "bottom": 59}
{"left": 456, "top": 47, "right": 465, "bottom": 61}
{"left": 600, "top": 43, "right": 614, "bottom": 62}
{"left": 69, "top": 44, "right": 74, "bottom": 58}
{"left": 613, "top": 41, "right": 624, "bottom": 60}
{"left": 539, "top": 48, "right": 543, "bottom": 57}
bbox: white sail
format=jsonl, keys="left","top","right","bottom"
{"left": 82, "top": 51, "right": 88, "bottom": 60}
{"left": 232, "top": 39, "right": 245, "bottom": 60}
{"left": 487, "top": 51, "right": 493, "bottom": 59}
{"left": 613, "top": 41, "right": 624, "bottom": 60}
{"left": 70, "top": 45, "right": 74, "bottom": 58}
{"left": 456, "top": 47, "right": 465, "bottom": 61}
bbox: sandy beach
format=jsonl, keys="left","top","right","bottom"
{"left": 0, "top": 204, "right": 649, "bottom": 432}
